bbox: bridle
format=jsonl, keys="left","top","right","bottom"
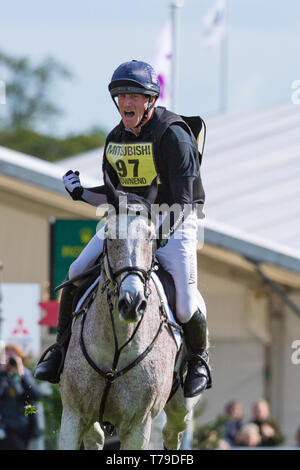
{"left": 101, "top": 234, "right": 154, "bottom": 301}
{"left": 79, "top": 214, "right": 174, "bottom": 437}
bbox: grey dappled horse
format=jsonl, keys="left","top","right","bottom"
{"left": 59, "top": 179, "right": 201, "bottom": 450}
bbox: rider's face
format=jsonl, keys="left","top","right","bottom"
{"left": 118, "top": 94, "right": 150, "bottom": 133}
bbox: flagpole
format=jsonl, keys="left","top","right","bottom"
{"left": 171, "top": 1, "right": 183, "bottom": 112}
{"left": 219, "top": 0, "right": 229, "bottom": 113}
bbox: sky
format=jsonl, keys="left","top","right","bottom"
{"left": 0, "top": 0, "right": 299, "bottom": 136}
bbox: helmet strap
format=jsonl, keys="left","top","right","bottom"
{"left": 134, "top": 97, "right": 155, "bottom": 129}
{"left": 112, "top": 96, "right": 120, "bottom": 113}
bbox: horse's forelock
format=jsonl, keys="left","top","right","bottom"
{"left": 123, "top": 193, "right": 153, "bottom": 219}
{"left": 106, "top": 192, "right": 156, "bottom": 238}
{"left": 106, "top": 212, "right": 154, "bottom": 241}
{"left": 106, "top": 193, "right": 156, "bottom": 239}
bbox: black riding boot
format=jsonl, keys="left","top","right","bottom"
{"left": 34, "top": 283, "right": 75, "bottom": 384}
{"left": 181, "top": 309, "right": 212, "bottom": 398}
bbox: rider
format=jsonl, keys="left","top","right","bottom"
{"left": 34, "top": 60, "right": 212, "bottom": 398}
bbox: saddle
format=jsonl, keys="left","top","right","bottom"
{"left": 154, "top": 265, "right": 176, "bottom": 315}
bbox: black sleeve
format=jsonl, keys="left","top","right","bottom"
{"left": 160, "top": 124, "right": 198, "bottom": 206}
{"left": 155, "top": 125, "right": 197, "bottom": 243}
{"left": 80, "top": 186, "right": 107, "bottom": 206}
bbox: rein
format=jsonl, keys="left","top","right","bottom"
{"left": 79, "top": 237, "right": 169, "bottom": 436}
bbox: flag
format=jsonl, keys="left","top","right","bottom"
{"left": 203, "top": 0, "right": 228, "bottom": 49}
{"left": 151, "top": 20, "right": 172, "bottom": 109}
{"left": 38, "top": 301, "right": 59, "bottom": 327}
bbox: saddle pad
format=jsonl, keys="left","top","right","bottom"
{"left": 74, "top": 272, "right": 182, "bottom": 351}
{"left": 151, "top": 272, "right": 182, "bottom": 351}
{"left": 74, "top": 275, "right": 100, "bottom": 315}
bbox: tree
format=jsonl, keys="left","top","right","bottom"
{"left": 0, "top": 50, "right": 107, "bottom": 161}
{"left": 0, "top": 50, "right": 72, "bottom": 130}
{"left": 0, "top": 126, "right": 106, "bottom": 162}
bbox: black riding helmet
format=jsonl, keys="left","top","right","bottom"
{"left": 108, "top": 60, "right": 160, "bottom": 128}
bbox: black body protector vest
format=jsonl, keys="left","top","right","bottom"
{"left": 104, "top": 106, "right": 206, "bottom": 205}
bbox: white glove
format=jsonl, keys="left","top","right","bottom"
{"left": 63, "top": 170, "right": 83, "bottom": 200}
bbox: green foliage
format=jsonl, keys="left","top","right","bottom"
{"left": 194, "top": 414, "right": 228, "bottom": 450}
{"left": 0, "top": 49, "right": 71, "bottom": 130}
{"left": 40, "top": 383, "right": 63, "bottom": 450}
{"left": 0, "top": 126, "right": 106, "bottom": 161}
{"left": 25, "top": 360, "right": 62, "bottom": 450}
{"left": 24, "top": 402, "right": 39, "bottom": 416}
{"left": 0, "top": 49, "right": 107, "bottom": 160}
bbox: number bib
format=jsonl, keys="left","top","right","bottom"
{"left": 105, "top": 142, "right": 158, "bottom": 188}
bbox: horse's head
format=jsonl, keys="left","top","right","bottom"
{"left": 104, "top": 173, "right": 158, "bottom": 323}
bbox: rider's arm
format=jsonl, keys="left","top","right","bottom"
{"left": 63, "top": 171, "right": 107, "bottom": 206}
{"left": 79, "top": 186, "right": 107, "bottom": 207}
{"left": 156, "top": 177, "right": 194, "bottom": 245}
{"left": 156, "top": 125, "right": 201, "bottom": 245}
{"left": 164, "top": 124, "right": 204, "bottom": 206}
{"left": 63, "top": 154, "right": 119, "bottom": 207}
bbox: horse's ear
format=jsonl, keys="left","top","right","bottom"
{"left": 104, "top": 171, "right": 119, "bottom": 207}
{"left": 144, "top": 177, "right": 158, "bottom": 204}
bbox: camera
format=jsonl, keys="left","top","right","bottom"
{"left": 8, "top": 357, "right": 17, "bottom": 367}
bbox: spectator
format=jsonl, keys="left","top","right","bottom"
{"left": 234, "top": 423, "right": 261, "bottom": 447}
{"left": 250, "top": 399, "right": 284, "bottom": 447}
{"left": 217, "top": 438, "right": 231, "bottom": 450}
{"left": 0, "top": 343, "right": 42, "bottom": 450}
{"left": 223, "top": 400, "right": 243, "bottom": 446}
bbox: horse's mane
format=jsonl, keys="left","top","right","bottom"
{"left": 117, "top": 191, "right": 153, "bottom": 220}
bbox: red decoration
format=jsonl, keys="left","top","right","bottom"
{"left": 38, "top": 301, "right": 59, "bottom": 327}
{"left": 12, "top": 317, "right": 29, "bottom": 335}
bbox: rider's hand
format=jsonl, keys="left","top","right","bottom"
{"left": 63, "top": 170, "right": 83, "bottom": 200}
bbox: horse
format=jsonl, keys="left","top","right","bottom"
{"left": 59, "top": 178, "right": 202, "bottom": 450}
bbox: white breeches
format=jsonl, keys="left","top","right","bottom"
{"left": 69, "top": 212, "right": 206, "bottom": 324}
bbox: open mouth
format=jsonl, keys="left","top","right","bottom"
{"left": 124, "top": 111, "right": 135, "bottom": 118}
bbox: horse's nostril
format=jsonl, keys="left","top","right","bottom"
{"left": 118, "top": 292, "right": 132, "bottom": 313}
{"left": 118, "top": 298, "right": 129, "bottom": 315}
{"left": 137, "top": 300, "right": 147, "bottom": 315}
{"left": 118, "top": 295, "right": 147, "bottom": 322}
